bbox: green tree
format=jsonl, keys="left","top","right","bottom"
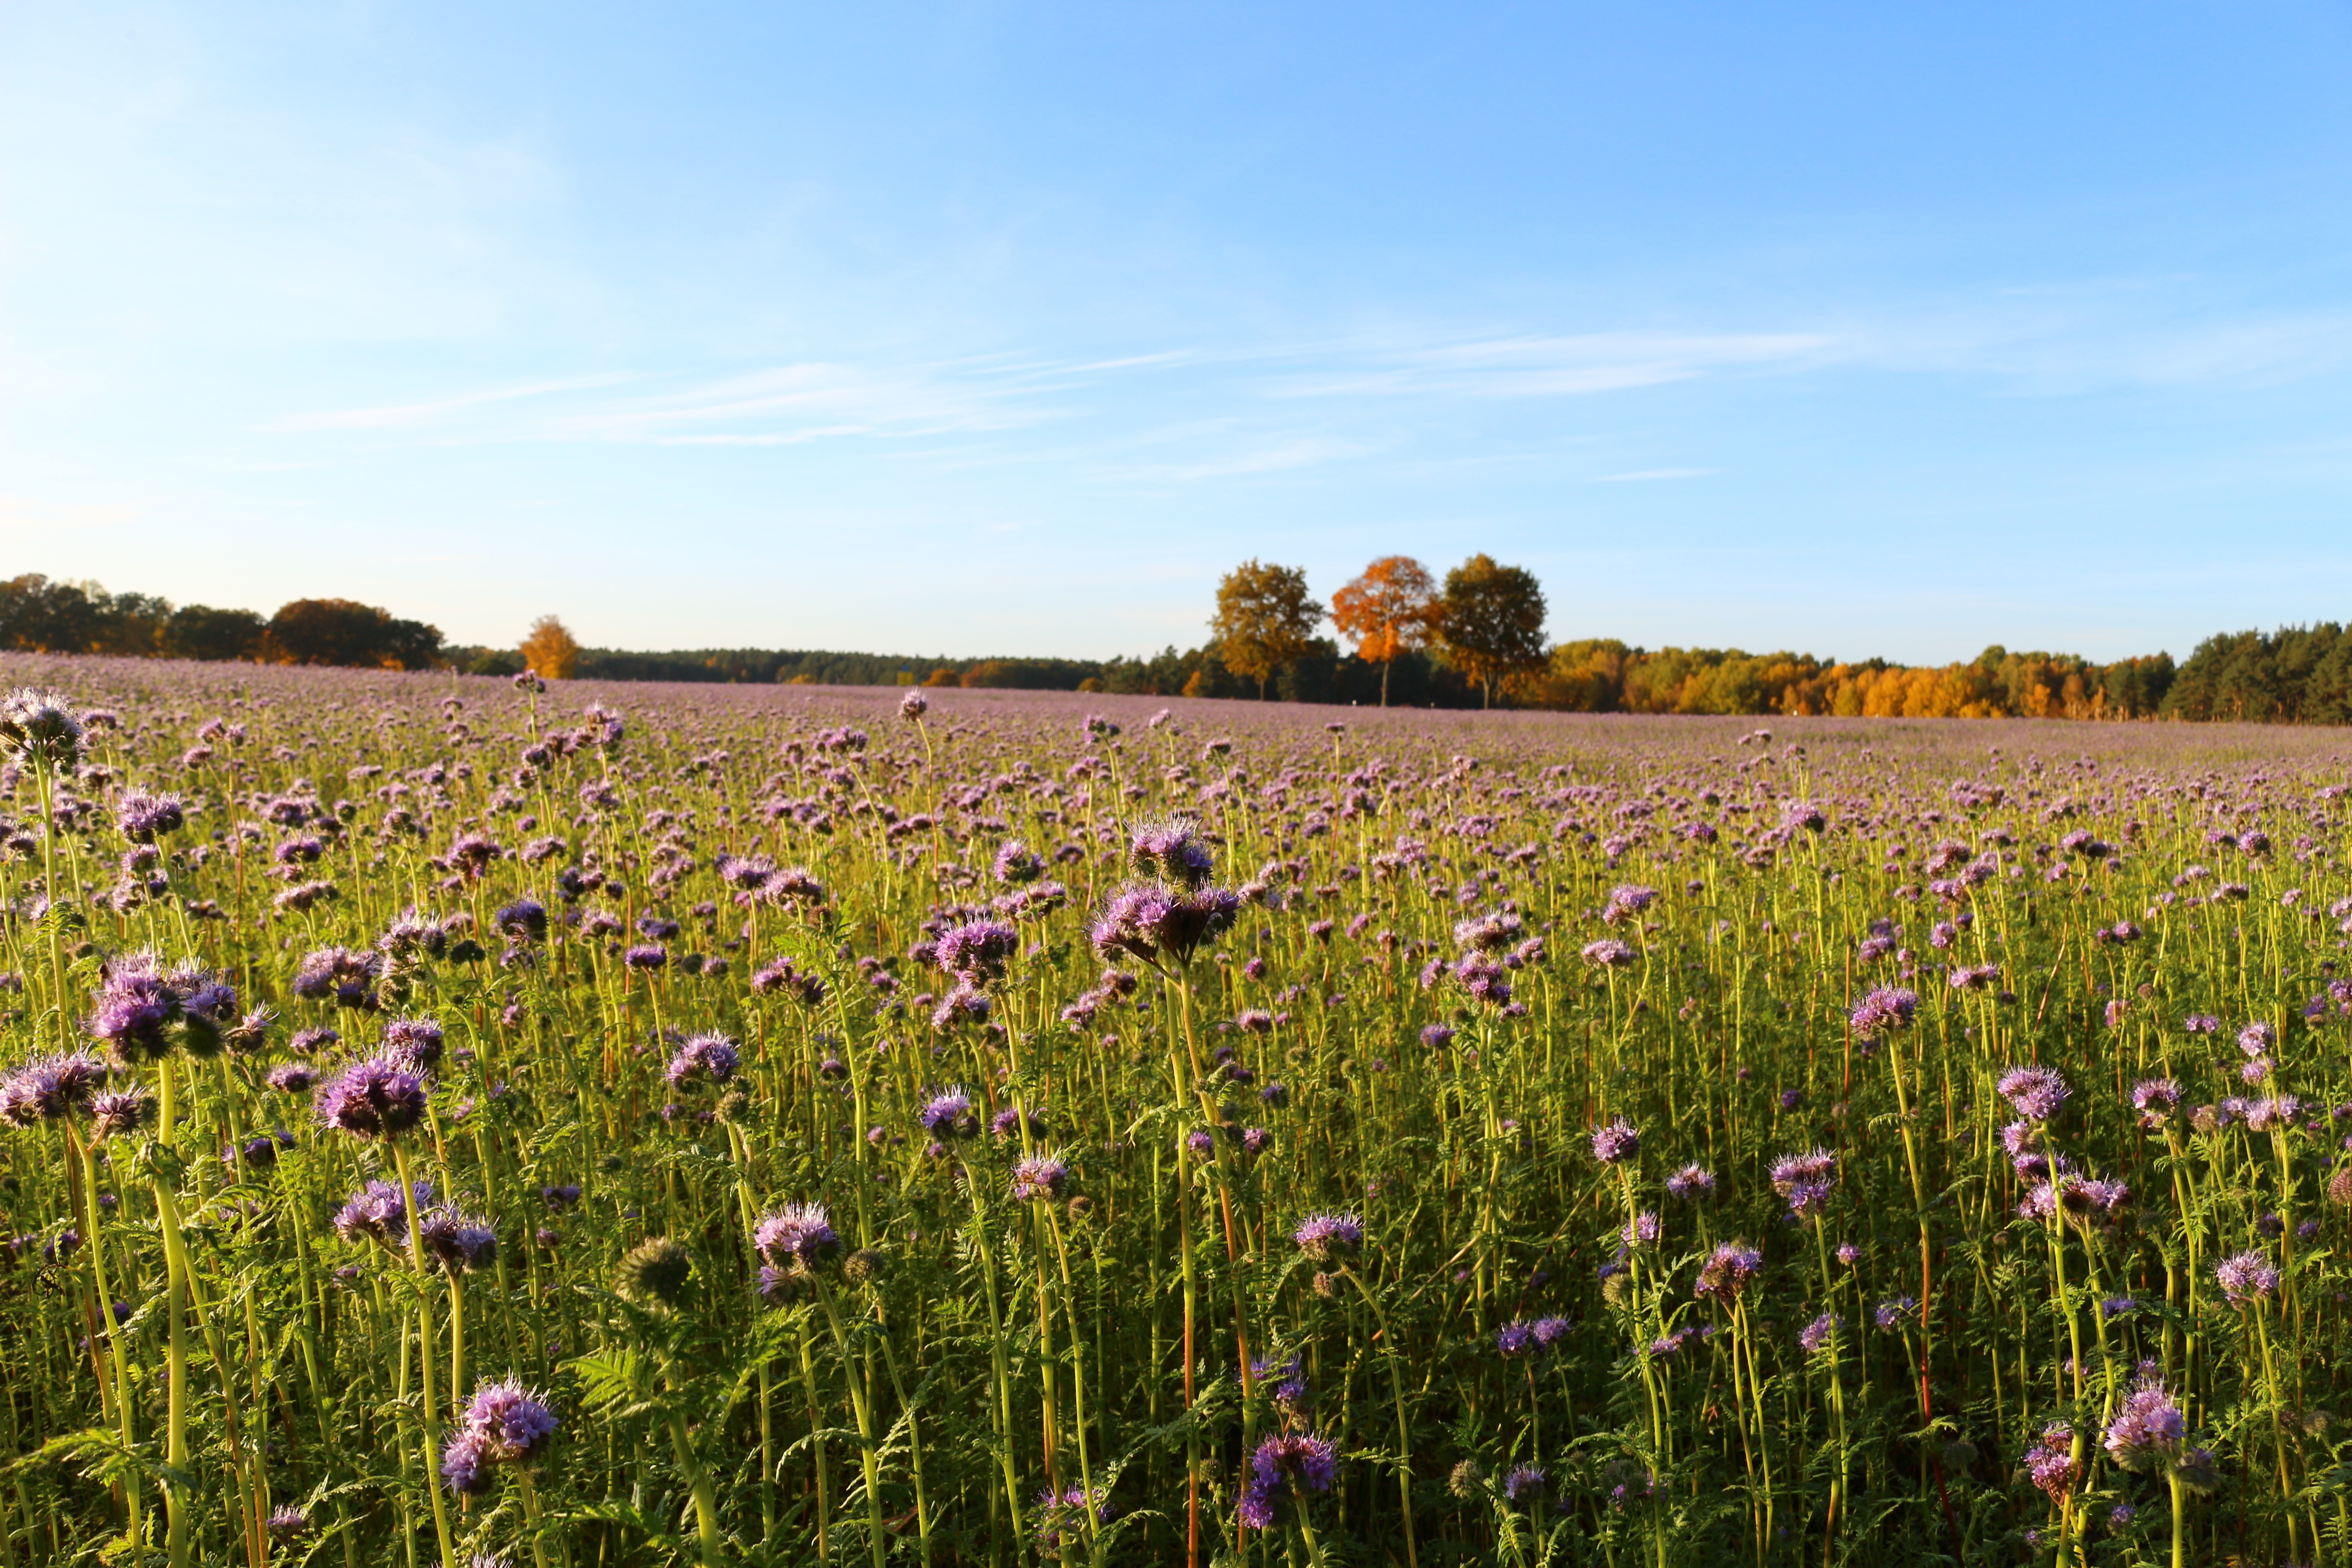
{"left": 1436, "top": 554, "right": 1548, "bottom": 708}
{"left": 265, "top": 598, "right": 444, "bottom": 670}
{"left": 161, "top": 605, "right": 266, "bottom": 662}
{"left": 1210, "top": 560, "right": 1321, "bottom": 700}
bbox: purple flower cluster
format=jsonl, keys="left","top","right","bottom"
{"left": 1236, "top": 1432, "right": 1338, "bottom": 1529}
{"left": 442, "top": 1376, "right": 559, "bottom": 1494}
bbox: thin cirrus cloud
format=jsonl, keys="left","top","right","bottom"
{"left": 262, "top": 330, "right": 1833, "bottom": 455}
{"left": 265, "top": 373, "right": 642, "bottom": 432}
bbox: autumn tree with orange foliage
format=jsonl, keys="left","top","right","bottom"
{"left": 1330, "top": 555, "right": 1441, "bottom": 707}
{"left": 519, "top": 615, "right": 582, "bottom": 681}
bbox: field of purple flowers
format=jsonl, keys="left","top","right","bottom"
{"left": 3, "top": 653, "right": 2351, "bottom": 1568}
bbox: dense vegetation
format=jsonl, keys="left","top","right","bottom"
{"left": 3, "top": 653, "right": 2352, "bottom": 1568}
{"left": 5, "top": 568, "right": 2352, "bottom": 723}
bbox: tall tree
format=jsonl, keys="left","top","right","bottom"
{"left": 265, "top": 598, "right": 444, "bottom": 670}
{"left": 520, "top": 614, "right": 583, "bottom": 680}
{"left": 1211, "top": 560, "right": 1320, "bottom": 700}
{"left": 161, "top": 605, "right": 265, "bottom": 662}
{"left": 1437, "top": 554, "right": 1549, "bottom": 708}
{"left": 1330, "top": 555, "right": 1440, "bottom": 707}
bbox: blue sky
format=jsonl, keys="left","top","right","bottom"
{"left": 6, "top": 2, "right": 2352, "bottom": 663}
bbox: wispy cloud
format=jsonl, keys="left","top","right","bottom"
{"left": 1268, "top": 331, "right": 1833, "bottom": 400}
{"left": 1101, "top": 436, "right": 1371, "bottom": 483}
{"left": 1596, "top": 467, "right": 1713, "bottom": 482}
{"left": 0, "top": 493, "right": 137, "bottom": 531}
{"left": 268, "top": 373, "right": 639, "bottom": 431}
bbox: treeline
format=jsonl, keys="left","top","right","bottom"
{"left": 11, "top": 569, "right": 2352, "bottom": 724}
{"left": 0, "top": 575, "right": 442, "bottom": 669}
{"left": 1532, "top": 642, "right": 2180, "bottom": 720}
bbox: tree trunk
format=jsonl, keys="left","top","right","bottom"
{"left": 1379, "top": 659, "right": 1391, "bottom": 708}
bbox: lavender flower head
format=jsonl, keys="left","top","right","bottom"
{"left": 1010, "top": 1154, "right": 1069, "bottom": 1202}
{"left": 1129, "top": 820, "right": 1214, "bottom": 889}
{"left": 2132, "top": 1078, "right": 2181, "bottom": 1126}
{"left": 461, "top": 1377, "right": 560, "bottom": 1462}
{"left": 0, "top": 1052, "right": 107, "bottom": 1126}
{"left": 1292, "top": 1212, "right": 1363, "bottom": 1263}
{"left": 439, "top": 1429, "right": 495, "bottom": 1496}
{"left": 1236, "top": 1432, "right": 1338, "bottom": 1529}
{"left": 1695, "top": 1241, "right": 1762, "bottom": 1299}
{"left": 1798, "top": 1313, "right": 1838, "bottom": 1354}
{"left": 1768, "top": 1148, "right": 1837, "bottom": 1196}
{"left": 2026, "top": 1424, "right": 2079, "bottom": 1501}
{"left": 1590, "top": 1119, "right": 1640, "bottom": 1165}
{"left": 315, "top": 1058, "right": 430, "bottom": 1140}
{"left": 381, "top": 1017, "right": 445, "bottom": 1073}
{"left": 754, "top": 1202, "right": 841, "bottom": 1271}
{"left": 1666, "top": 1164, "right": 1716, "bottom": 1200}
{"left": 665, "top": 1033, "right": 740, "bottom": 1089}
{"left": 917, "top": 1088, "right": 979, "bottom": 1139}
{"left": 0, "top": 688, "right": 84, "bottom": 768}
{"left": 1997, "top": 1065, "right": 2071, "bottom": 1122}
{"left": 115, "top": 792, "right": 185, "bottom": 843}
{"left": 333, "top": 1178, "right": 427, "bottom": 1246}
{"left": 2215, "top": 1250, "right": 2280, "bottom": 1306}
{"left": 934, "top": 919, "right": 1021, "bottom": 986}
{"left": 2102, "top": 1377, "right": 2186, "bottom": 1470}
{"left": 1848, "top": 987, "right": 1919, "bottom": 1039}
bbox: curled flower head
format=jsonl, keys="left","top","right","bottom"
{"left": 440, "top": 1429, "right": 495, "bottom": 1496}
{"left": 1848, "top": 987, "right": 1919, "bottom": 1039}
{"left": 1666, "top": 1164, "right": 1716, "bottom": 1200}
{"left": 1997, "top": 1066, "right": 2071, "bottom": 1123}
{"left": 665, "top": 1033, "right": 740, "bottom": 1090}
{"left": 1010, "top": 1154, "right": 1069, "bottom": 1202}
{"left": 1695, "top": 1241, "right": 1762, "bottom": 1299}
{"left": 1237, "top": 1433, "right": 1338, "bottom": 1529}
{"left": 333, "top": 1178, "right": 426, "bottom": 1246}
{"left": 2103, "top": 1377, "right": 2186, "bottom": 1471}
{"left": 1590, "top": 1119, "right": 1640, "bottom": 1165}
{"left": 754, "top": 1203, "right": 840, "bottom": 1271}
{"left": 115, "top": 792, "right": 185, "bottom": 843}
{"left": 917, "top": 1088, "right": 978, "bottom": 1138}
{"left": 1291, "top": 1212, "right": 1363, "bottom": 1263}
{"left": 934, "top": 919, "right": 1021, "bottom": 986}
{"left": 1454, "top": 910, "right": 1525, "bottom": 952}
{"left": 291, "top": 946, "right": 382, "bottom": 1010}
{"left": 314, "top": 1058, "right": 430, "bottom": 1141}
{"left": 1581, "top": 938, "right": 1637, "bottom": 969}
{"left": 461, "top": 1377, "right": 560, "bottom": 1463}
{"left": 1874, "top": 1295, "right": 1917, "bottom": 1329}
{"left": 86, "top": 1087, "right": 151, "bottom": 1142}
{"left": 0, "top": 688, "right": 84, "bottom": 768}
{"left": 381, "top": 1017, "right": 445, "bottom": 1073}
{"left": 1129, "top": 820, "right": 1214, "bottom": 889}
{"left": 0, "top": 1052, "right": 107, "bottom": 1127}
{"left": 1798, "top": 1313, "right": 1838, "bottom": 1355}
{"left": 2132, "top": 1078, "right": 2180, "bottom": 1126}
{"left": 2215, "top": 1250, "right": 2280, "bottom": 1307}
{"left": 1768, "top": 1147, "right": 1837, "bottom": 1196}
{"left": 2026, "top": 1424, "right": 2080, "bottom": 1501}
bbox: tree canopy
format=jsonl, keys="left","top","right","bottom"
{"left": 1211, "top": 559, "right": 1322, "bottom": 699}
{"left": 1330, "top": 555, "right": 1440, "bottom": 707}
{"left": 1436, "top": 554, "right": 1549, "bottom": 707}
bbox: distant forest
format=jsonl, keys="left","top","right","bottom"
{"left": 5, "top": 569, "right": 2350, "bottom": 722}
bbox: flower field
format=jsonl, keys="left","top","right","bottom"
{"left": 4, "top": 654, "right": 2352, "bottom": 1568}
